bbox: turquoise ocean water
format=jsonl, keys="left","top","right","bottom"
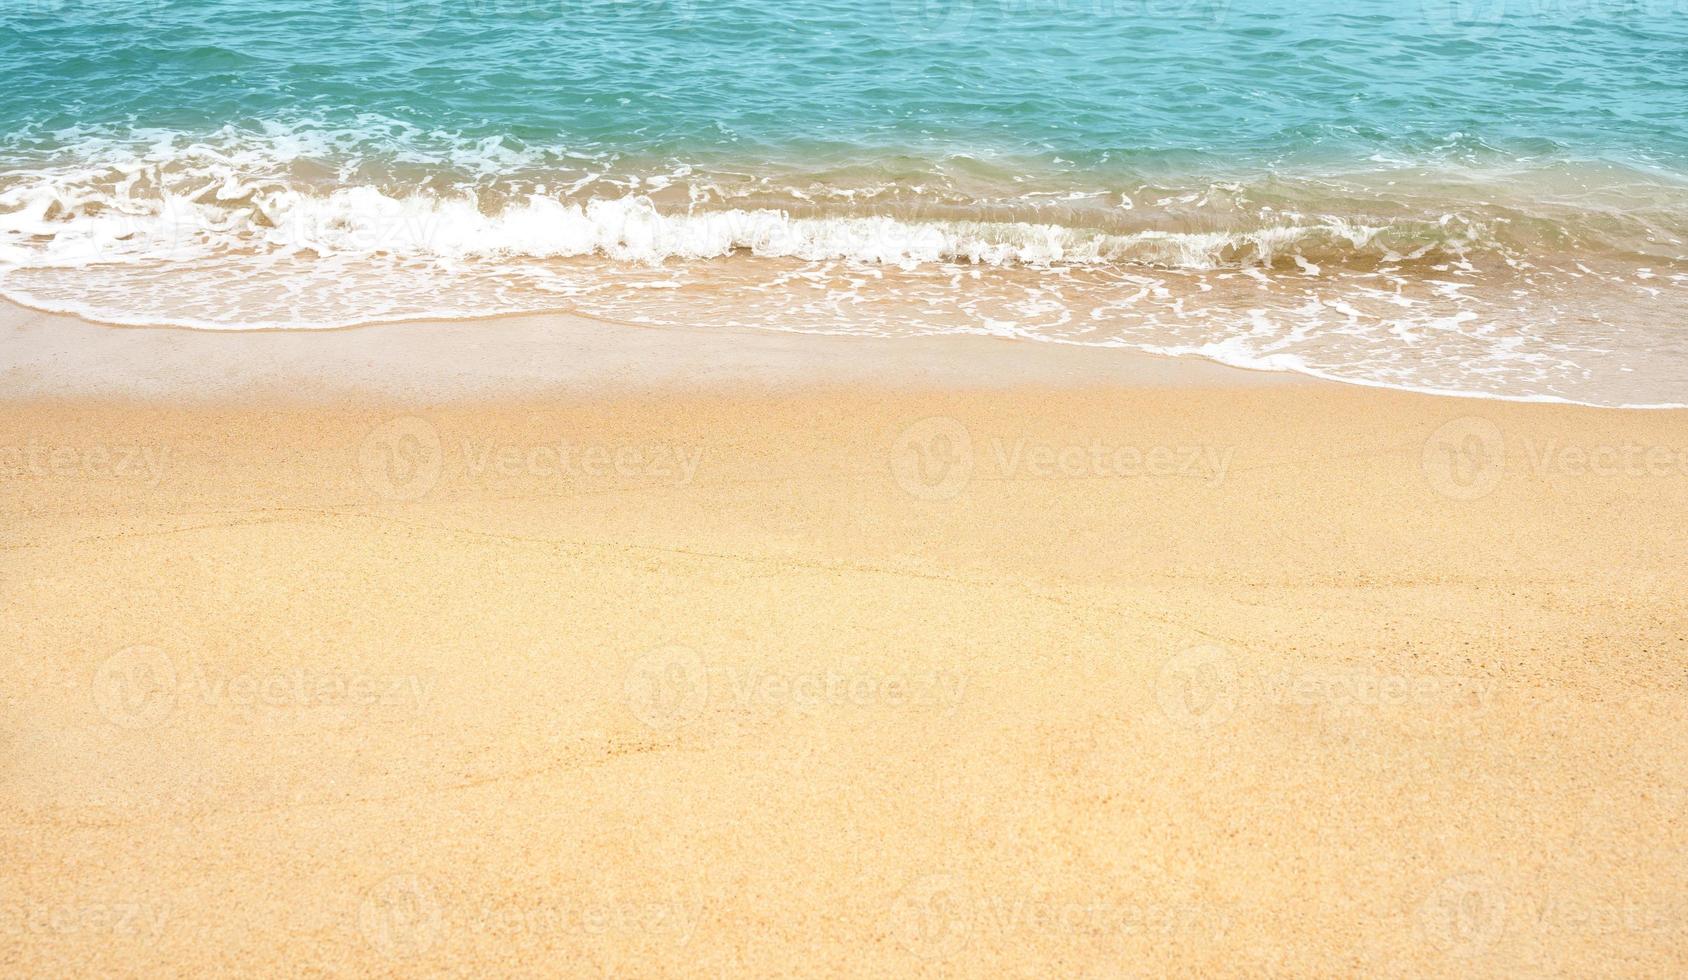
{"left": 2, "top": 0, "right": 1686, "bottom": 404}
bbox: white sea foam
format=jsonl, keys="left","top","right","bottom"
{"left": 0, "top": 169, "right": 1403, "bottom": 272}
{"left": 1, "top": 134, "right": 1685, "bottom": 408}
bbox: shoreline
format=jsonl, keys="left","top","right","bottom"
{"left": 9, "top": 295, "right": 1688, "bottom": 411}
{"left": 6, "top": 298, "right": 1687, "bottom": 411}
{"left": 0, "top": 298, "right": 1308, "bottom": 405}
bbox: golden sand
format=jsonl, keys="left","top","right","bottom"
{"left": 2, "top": 310, "right": 1685, "bottom": 975}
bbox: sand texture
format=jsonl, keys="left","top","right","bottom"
{"left": 1, "top": 310, "right": 1685, "bottom": 975}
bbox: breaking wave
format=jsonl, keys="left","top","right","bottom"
{"left": 2, "top": 128, "right": 1686, "bottom": 407}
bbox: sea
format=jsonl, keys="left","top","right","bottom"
{"left": 2, "top": 0, "right": 1687, "bottom": 405}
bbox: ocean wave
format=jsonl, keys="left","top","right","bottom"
{"left": 0, "top": 178, "right": 1415, "bottom": 272}
{"left": 5, "top": 121, "right": 1683, "bottom": 272}
{"left": 0, "top": 140, "right": 1528, "bottom": 275}
{"left": 1, "top": 134, "right": 1685, "bottom": 408}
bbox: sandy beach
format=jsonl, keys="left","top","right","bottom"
{"left": 2, "top": 303, "right": 1686, "bottom": 975}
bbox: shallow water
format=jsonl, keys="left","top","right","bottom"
{"left": 2, "top": 0, "right": 1686, "bottom": 404}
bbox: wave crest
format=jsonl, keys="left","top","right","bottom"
{"left": 0, "top": 172, "right": 1455, "bottom": 275}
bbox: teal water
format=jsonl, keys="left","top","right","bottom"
{"left": 2, "top": 0, "right": 1687, "bottom": 404}
{"left": 6, "top": 0, "right": 1688, "bottom": 170}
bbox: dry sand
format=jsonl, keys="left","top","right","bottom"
{"left": 2, "top": 305, "right": 1686, "bottom": 975}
